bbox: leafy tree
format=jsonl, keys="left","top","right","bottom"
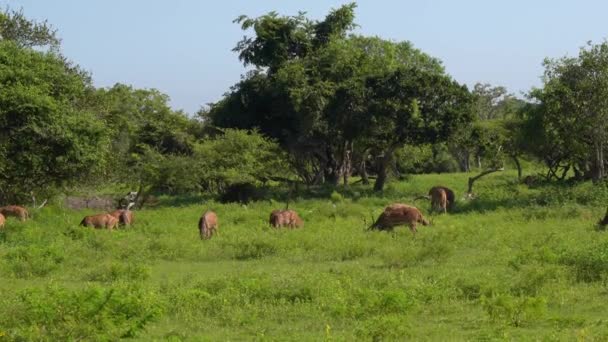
{"left": 92, "top": 83, "right": 200, "bottom": 187}
{"left": 0, "top": 41, "right": 109, "bottom": 202}
{"left": 530, "top": 40, "right": 608, "bottom": 182}
{"left": 362, "top": 68, "right": 473, "bottom": 190}
{"left": 472, "top": 83, "right": 523, "bottom": 120}
{"left": 210, "top": 4, "right": 461, "bottom": 189}
{"left": 0, "top": 8, "right": 60, "bottom": 49}
{"left": 233, "top": 3, "right": 357, "bottom": 74}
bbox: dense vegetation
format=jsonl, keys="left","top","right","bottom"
{"left": 2, "top": 3, "right": 608, "bottom": 340}
{"left": 2, "top": 172, "right": 608, "bottom": 340}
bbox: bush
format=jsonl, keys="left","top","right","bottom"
{"left": 330, "top": 190, "right": 344, "bottom": 204}
{"left": 4, "top": 245, "right": 65, "bottom": 278}
{"left": 84, "top": 262, "right": 151, "bottom": 282}
{"left": 195, "top": 129, "right": 292, "bottom": 193}
{"left": 560, "top": 240, "right": 608, "bottom": 282}
{"left": 356, "top": 314, "right": 412, "bottom": 340}
{"left": 481, "top": 294, "right": 547, "bottom": 327}
{"left": 0, "top": 284, "right": 164, "bottom": 340}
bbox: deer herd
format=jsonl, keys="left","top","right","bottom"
{"left": 0, "top": 185, "right": 454, "bottom": 239}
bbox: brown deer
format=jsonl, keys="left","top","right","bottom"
{"left": 108, "top": 209, "right": 134, "bottom": 226}
{"left": 415, "top": 186, "right": 455, "bottom": 213}
{"left": 269, "top": 209, "right": 304, "bottom": 229}
{"left": 429, "top": 187, "right": 448, "bottom": 214}
{"left": 0, "top": 205, "right": 29, "bottom": 221}
{"left": 0, "top": 213, "right": 5, "bottom": 229}
{"left": 199, "top": 210, "right": 218, "bottom": 240}
{"left": 369, "top": 203, "right": 429, "bottom": 234}
{"left": 80, "top": 213, "right": 119, "bottom": 230}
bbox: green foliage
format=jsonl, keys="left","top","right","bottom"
{"left": 4, "top": 244, "right": 65, "bottom": 278}
{"left": 0, "top": 284, "right": 163, "bottom": 340}
{"left": 0, "top": 8, "right": 60, "bottom": 49}
{"left": 472, "top": 83, "right": 524, "bottom": 121}
{"left": 0, "top": 41, "right": 110, "bottom": 202}
{"left": 194, "top": 129, "right": 291, "bottom": 190}
{"left": 213, "top": 5, "right": 472, "bottom": 189}
{"left": 482, "top": 294, "right": 547, "bottom": 327}
{"left": 560, "top": 240, "right": 608, "bottom": 282}
{"left": 2, "top": 172, "right": 608, "bottom": 339}
{"left": 529, "top": 40, "right": 608, "bottom": 181}
{"left": 329, "top": 190, "right": 344, "bottom": 203}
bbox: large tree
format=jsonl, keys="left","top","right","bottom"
{"left": 0, "top": 8, "right": 60, "bottom": 50}
{"left": 530, "top": 40, "right": 608, "bottom": 182}
{"left": 0, "top": 41, "right": 109, "bottom": 202}
{"left": 363, "top": 68, "right": 473, "bottom": 190}
{"left": 208, "top": 4, "right": 472, "bottom": 189}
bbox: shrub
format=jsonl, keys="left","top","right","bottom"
{"left": 84, "top": 262, "right": 151, "bottom": 282}
{"left": 356, "top": 314, "right": 412, "bottom": 340}
{"left": 330, "top": 191, "right": 344, "bottom": 204}
{"left": 0, "top": 284, "right": 164, "bottom": 340}
{"left": 4, "top": 245, "right": 65, "bottom": 278}
{"left": 560, "top": 240, "right": 608, "bottom": 282}
{"left": 481, "top": 294, "right": 547, "bottom": 327}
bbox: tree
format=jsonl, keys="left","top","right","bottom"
{"left": 211, "top": 4, "right": 473, "bottom": 190}
{"left": 363, "top": 68, "right": 473, "bottom": 190}
{"left": 232, "top": 3, "right": 357, "bottom": 74}
{"left": 531, "top": 40, "right": 608, "bottom": 182}
{"left": 0, "top": 41, "right": 109, "bottom": 202}
{"left": 472, "top": 83, "right": 522, "bottom": 120}
{"left": 0, "top": 8, "right": 60, "bottom": 50}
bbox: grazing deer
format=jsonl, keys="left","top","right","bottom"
{"left": 0, "top": 205, "right": 29, "bottom": 221}
{"left": 199, "top": 210, "right": 218, "bottom": 240}
{"left": 80, "top": 213, "right": 119, "bottom": 230}
{"left": 369, "top": 203, "right": 429, "bottom": 234}
{"left": 108, "top": 209, "right": 134, "bottom": 226}
{"left": 414, "top": 186, "right": 455, "bottom": 213}
{"left": 269, "top": 209, "right": 304, "bottom": 229}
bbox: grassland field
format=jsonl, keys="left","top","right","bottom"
{"left": 2, "top": 170, "right": 608, "bottom": 341}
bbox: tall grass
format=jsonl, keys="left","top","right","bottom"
{"left": 1, "top": 171, "right": 608, "bottom": 340}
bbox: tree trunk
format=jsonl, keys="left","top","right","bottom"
{"left": 342, "top": 141, "right": 353, "bottom": 187}
{"left": 592, "top": 141, "right": 605, "bottom": 183}
{"left": 373, "top": 145, "right": 398, "bottom": 192}
{"left": 359, "top": 159, "right": 369, "bottom": 185}
{"left": 324, "top": 147, "right": 341, "bottom": 186}
{"left": 511, "top": 155, "right": 522, "bottom": 180}
{"left": 599, "top": 206, "right": 608, "bottom": 227}
{"left": 374, "top": 160, "right": 388, "bottom": 192}
{"left": 458, "top": 151, "right": 471, "bottom": 172}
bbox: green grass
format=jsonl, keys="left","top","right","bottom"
{"left": 2, "top": 171, "right": 608, "bottom": 340}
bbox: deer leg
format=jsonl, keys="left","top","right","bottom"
{"left": 409, "top": 222, "right": 417, "bottom": 235}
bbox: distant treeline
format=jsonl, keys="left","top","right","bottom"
{"left": 1, "top": 4, "right": 607, "bottom": 203}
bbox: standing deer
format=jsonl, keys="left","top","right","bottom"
{"left": 199, "top": 210, "right": 218, "bottom": 240}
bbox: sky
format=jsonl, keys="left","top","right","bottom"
{"left": 3, "top": 0, "right": 608, "bottom": 115}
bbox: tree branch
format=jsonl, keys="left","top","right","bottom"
{"left": 467, "top": 167, "right": 504, "bottom": 196}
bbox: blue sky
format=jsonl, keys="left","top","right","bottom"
{"left": 3, "top": 0, "right": 608, "bottom": 114}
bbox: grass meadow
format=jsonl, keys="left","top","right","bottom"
{"left": 2, "top": 171, "right": 608, "bottom": 340}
